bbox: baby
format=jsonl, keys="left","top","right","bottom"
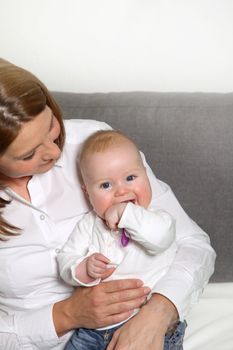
{"left": 58, "top": 130, "right": 177, "bottom": 350}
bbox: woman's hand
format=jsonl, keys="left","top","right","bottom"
{"left": 53, "top": 277, "right": 150, "bottom": 336}
{"left": 107, "top": 293, "right": 179, "bottom": 350}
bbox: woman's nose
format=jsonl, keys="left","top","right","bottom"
{"left": 42, "top": 140, "right": 61, "bottom": 161}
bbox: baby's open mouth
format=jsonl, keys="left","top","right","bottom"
{"left": 123, "top": 199, "right": 136, "bottom": 204}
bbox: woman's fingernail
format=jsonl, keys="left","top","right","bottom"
{"left": 137, "top": 280, "right": 143, "bottom": 287}
{"left": 144, "top": 287, "right": 151, "bottom": 294}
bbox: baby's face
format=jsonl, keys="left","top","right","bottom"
{"left": 81, "top": 141, "right": 152, "bottom": 219}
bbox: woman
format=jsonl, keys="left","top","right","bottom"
{"left": 0, "top": 58, "right": 216, "bottom": 350}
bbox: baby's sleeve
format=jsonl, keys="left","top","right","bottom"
{"left": 118, "top": 202, "right": 176, "bottom": 255}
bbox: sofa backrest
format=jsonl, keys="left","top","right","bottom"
{"left": 53, "top": 91, "right": 233, "bottom": 283}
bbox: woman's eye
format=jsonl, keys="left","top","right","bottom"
{"left": 100, "top": 182, "right": 111, "bottom": 189}
{"left": 22, "top": 152, "right": 35, "bottom": 161}
{"left": 126, "top": 175, "right": 135, "bottom": 181}
{"left": 49, "top": 116, "right": 55, "bottom": 131}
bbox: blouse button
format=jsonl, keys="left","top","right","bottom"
{"left": 55, "top": 248, "right": 60, "bottom": 254}
{"left": 40, "top": 214, "right": 45, "bottom": 220}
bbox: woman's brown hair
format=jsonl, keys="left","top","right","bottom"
{"left": 0, "top": 58, "right": 65, "bottom": 239}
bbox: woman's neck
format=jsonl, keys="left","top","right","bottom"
{"left": 0, "top": 174, "right": 32, "bottom": 201}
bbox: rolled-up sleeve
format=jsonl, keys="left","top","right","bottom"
{"left": 0, "top": 305, "right": 71, "bottom": 349}
{"left": 143, "top": 154, "right": 216, "bottom": 320}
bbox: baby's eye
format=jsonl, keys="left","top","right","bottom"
{"left": 126, "top": 175, "right": 136, "bottom": 181}
{"left": 100, "top": 182, "right": 112, "bottom": 189}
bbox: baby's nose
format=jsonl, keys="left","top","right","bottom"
{"left": 115, "top": 184, "right": 128, "bottom": 196}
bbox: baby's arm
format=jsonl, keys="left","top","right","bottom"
{"left": 58, "top": 212, "right": 115, "bottom": 287}
{"left": 75, "top": 253, "right": 110, "bottom": 284}
{"left": 105, "top": 202, "right": 175, "bottom": 255}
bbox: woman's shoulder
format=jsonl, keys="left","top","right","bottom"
{"left": 64, "top": 119, "right": 112, "bottom": 144}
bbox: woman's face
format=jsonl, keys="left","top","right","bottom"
{"left": 0, "top": 106, "right": 61, "bottom": 179}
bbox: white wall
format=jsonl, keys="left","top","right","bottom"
{"left": 1, "top": 0, "right": 233, "bottom": 93}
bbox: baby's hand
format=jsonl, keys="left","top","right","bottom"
{"left": 104, "top": 203, "right": 127, "bottom": 230}
{"left": 87, "top": 253, "right": 110, "bottom": 279}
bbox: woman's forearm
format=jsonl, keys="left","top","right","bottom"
{"left": 53, "top": 297, "right": 75, "bottom": 337}
{"left": 143, "top": 293, "right": 179, "bottom": 332}
{"left": 107, "top": 292, "right": 179, "bottom": 350}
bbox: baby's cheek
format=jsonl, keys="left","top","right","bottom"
{"left": 93, "top": 197, "right": 110, "bottom": 219}
{"left": 139, "top": 186, "right": 152, "bottom": 208}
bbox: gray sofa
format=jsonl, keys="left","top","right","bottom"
{"left": 53, "top": 91, "right": 233, "bottom": 349}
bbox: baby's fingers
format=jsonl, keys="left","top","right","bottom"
{"left": 93, "top": 253, "right": 110, "bottom": 264}
{"left": 105, "top": 220, "right": 118, "bottom": 231}
{"left": 101, "top": 266, "right": 116, "bottom": 280}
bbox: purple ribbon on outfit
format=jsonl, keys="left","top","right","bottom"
{"left": 120, "top": 228, "right": 129, "bottom": 247}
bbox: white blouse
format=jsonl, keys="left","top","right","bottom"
{"left": 0, "top": 120, "right": 216, "bottom": 349}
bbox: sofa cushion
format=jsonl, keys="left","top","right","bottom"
{"left": 184, "top": 282, "right": 233, "bottom": 349}
{"left": 53, "top": 91, "right": 233, "bottom": 283}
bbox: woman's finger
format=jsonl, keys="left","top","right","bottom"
{"left": 98, "top": 278, "right": 144, "bottom": 293}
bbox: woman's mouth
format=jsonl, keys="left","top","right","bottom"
{"left": 42, "top": 159, "right": 55, "bottom": 166}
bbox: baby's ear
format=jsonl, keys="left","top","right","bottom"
{"left": 81, "top": 184, "right": 88, "bottom": 196}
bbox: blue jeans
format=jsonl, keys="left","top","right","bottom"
{"left": 163, "top": 321, "right": 187, "bottom": 350}
{"left": 65, "top": 321, "right": 187, "bottom": 350}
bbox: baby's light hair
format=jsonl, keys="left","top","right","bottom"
{"left": 79, "top": 130, "right": 140, "bottom": 167}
